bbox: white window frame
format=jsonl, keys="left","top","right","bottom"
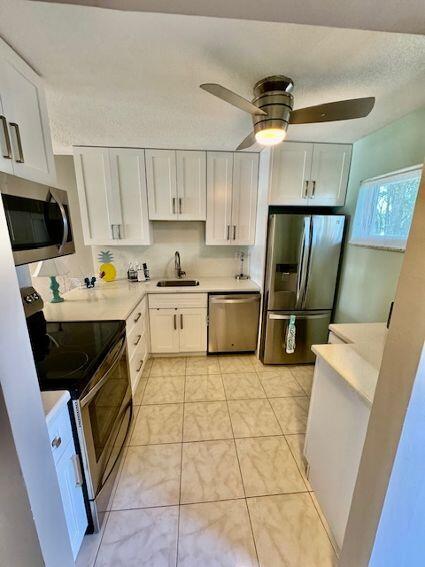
{"left": 349, "top": 165, "right": 422, "bottom": 252}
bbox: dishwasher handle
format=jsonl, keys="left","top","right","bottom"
{"left": 210, "top": 295, "right": 260, "bottom": 305}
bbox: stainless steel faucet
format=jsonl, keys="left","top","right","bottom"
{"left": 174, "top": 251, "right": 186, "bottom": 279}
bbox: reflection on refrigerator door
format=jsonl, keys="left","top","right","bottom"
{"left": 263, "top": 311, "right": 332, "bottom": 365}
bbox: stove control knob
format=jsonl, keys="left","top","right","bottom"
{"left": 25, "top": 295, "right": 34, "bottom": 303}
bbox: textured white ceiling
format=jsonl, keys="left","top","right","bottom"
{"left": 1, "top": 0, "right": 425, "bottom": 154}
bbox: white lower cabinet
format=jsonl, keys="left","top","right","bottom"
{"left": 47, "top": 399, "right": 87, "bottom": 560}
{"left": 149, "top": 293, "right": 208, "bottom": 354}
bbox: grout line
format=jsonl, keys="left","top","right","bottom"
{"left": 307, "top": 491, "right": 340, "bottom": 558}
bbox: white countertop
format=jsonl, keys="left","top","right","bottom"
{"left": 41, "top": 390, "right": 70, "bottom": 424}
{"left": 44, "top": 277, "right": 260, "bottom": 322}
{"left": 313, "top": 322, "right": 388, "bottom": 406}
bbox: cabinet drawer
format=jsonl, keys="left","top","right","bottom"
{"left": 149, "top": 293, "right": 207, "bottom": 309}
{"left": 127, "top": 314, "right": 147, "bottom": 360}
{"left": 126, "top": 296, "right": 147, "bottom": 335}
{"left": 129, "top": 335, "right": 148, "bottom": 390}
{"left": 47, "top": 404, "right": 73, "bottom": 464}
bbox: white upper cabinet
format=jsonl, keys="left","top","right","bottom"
{"left": 231, "top": 153, "right": 259, "bottom": 245}
{"left": 206, "top": 151, "right": 259, "bottom": 246}
{"left": 269, "top": 142, "right": 313, "bottom": 206}
{"left": 309, "top": 144, "right": 352, "bottom": 206}
{"left": 146, "top": 149, "right": 177, "bottom": 220}
{"left": 74, "top": 147, "right": 152, "bottom": 245}
{"left": 269, "top": 141, "right": 352, "bottom": 207}
{"left": 206, "top": 152, "right": 233, "bottom": 245}
{"left": 146, "top": 149, "right": 206, "bottom": 220}
{"left": 176, "top": 150, "right": 206, "bottom": 220}
{"left": 0, "top": 39, "right": 56, "bottom": 184}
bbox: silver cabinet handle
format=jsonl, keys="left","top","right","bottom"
{"left": 227, "top": 225, "right": 230, "bottom": 240}
{"left": 310, "top": 180, "right": 316, "bottom": 198}
{"left": 134, "top": 334, "right": 142, "bottom": 346}
{"left": 233, "top": 225, "right": 236, "bottom": 240}
{"left": 134, "top": 312, "right": 142, "bottom": 323}
{"left": 9, "top": 122, "right": 24, "bottom": 163}
{"left": 111, "top": 224, "right": 121, "bottom": 239}
{"left": 51, "top": 436, "right": 62, "bottom": 449}
{"left": 172, "top": 197, "right": 176, "bottom": 214}
{"left": 173, "top": 313, "right": 177, "bottom": 330}
{"left": 49, "top": 188, "right": 69, "bottom": 253}
{"left": 180, "top": 314, "right": 183, "bottom": 329}
{"left": 179, "top": 197, "right": 182, "bottom": 214}
{"left": 303, "top": 180, "right": 309, "bottom": 199}
{"left": 136, "top": 359, "right": 144, "bottom": 373}
{"left": 0, "top": 116, "right": 12, "bottom": 159}
{"left": 72, "top": 454, "right": 83, "bottom": 487}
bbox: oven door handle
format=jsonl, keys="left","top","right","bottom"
{"left": 49, "top": 187, "right": 69, "bottom": 253}
{"left": 80, "top": 339, "right": 127, "bottom": 407}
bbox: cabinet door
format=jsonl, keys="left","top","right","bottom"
{"left": 178, "top": 308, "right": 207, "bottom": 352}
{"left": 0, "top": 40, "right": 56, "bottom": 184}
{"left": 0, "top": 85, "right": 13, "bottom": 174}
{"left": 206, "top": 152, "right": 233, "bottom": 245}
{"left": 109, "top": 148, "right": 152, "bottom": 244}
{"left": 74, "top": 147, "right": 116, "bottom": 245}
{"left": 269, "top": 142, "right": 313, "bottom": 205}
{"left": 149, "top": 309, "right": 180, "bottom": 353}
{"left": 309, "top": 144, "right": 352, "bottom": 206}
{"left": 146, "top": 149, "right": 178, "bottom": 220}
{"left": 176, "top": 150, "right": 206, "bottom": 220}
{"left": 231, "top": 153, "right": 259, "bottom": 245}
{"left": 56, "top": 443, "right": 87, "bottom": 559}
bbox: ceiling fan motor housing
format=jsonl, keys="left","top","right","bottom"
{"left": 252, "top": 75, "right": 294, "bottom": 136}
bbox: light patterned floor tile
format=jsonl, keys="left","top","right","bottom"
{"left": 222, "top": 372, "right": 266, "bottom": 400}
{"left": 228, "top": 399, "right": 281, "bottom": 438}
{"left": 95, "top": 507, "right": 178, "bottom": 567}
{"left": 247, "top": 493, "right": 337, "bottom": 567}
{"left": 186, "top": 356, "right": 220, "bottom": 375}
{"left": 130, "top": 403, "right": 183, "bottom": 445}
{"left": 285, "top": 434, "right": 312, "bottom": 490}
{"left": 257, "top": 369, "right": 306, "bottom": 398}
{"left": 76, "top": 512, "right": 110, "bottom": 567}
{"left": 142, "top": 375, "right": 185, "bottom": 404}
{"left": 150, "top": 357, "right": 186, "bottom": 377}
{"left": 218, "top": 355, "right": 255, "bottom": 374}
{"left": 141, "top": 357, "right": 153, "bottom": 378}
{"left": 178, "top": 500, "right": 258, "bottom": 567}
{"left": 270, "top": 397, "right": 310, "bottom": 434}
{"left": 181, "top": 440, "right": 244, "bottom": 504}
{"left": 290, "top": 365, "right": 315, "bottom": 396}
{"left": 112, "top": 444, "right": 181, "bottom": 509}
{"left": 183, "top": 401, "right": 233, "bottom": 442}
{"left": 235, "top": 436, "right": 306, "bottom": 497}
{"left": 184, "top": 373, "right": 225, "bottom": 402}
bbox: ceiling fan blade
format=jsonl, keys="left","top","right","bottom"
{"left": 289, "top": 97, "right": 375, "bottom": 124}
{"left": 200, "top": 83, "right": 267, "bottom": 116}
{"left": 236, "top": 132, "right": 256, "bottom": 151}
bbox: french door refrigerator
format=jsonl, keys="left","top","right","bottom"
{"left": 260, "top": 213, "right": 345, "bottom": 364}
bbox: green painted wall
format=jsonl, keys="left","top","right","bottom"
{"left": 334, "top": 107, "right": 425, "bottom": 323}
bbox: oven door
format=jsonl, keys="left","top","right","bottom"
{"left": 1, "top": 174, "right": 74, "bottom": 265}
{"left": 79, "top": 336, "right": 132, "bottom": 501}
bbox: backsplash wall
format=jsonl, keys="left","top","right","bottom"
{"left": 92, "top": 221, "right": 249, "bottom": 279}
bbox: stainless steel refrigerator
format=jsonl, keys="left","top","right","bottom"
{"left": 260, "top": 213, "right": 345, "bottom": 364}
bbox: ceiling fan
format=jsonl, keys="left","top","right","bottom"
{"left": 200, "top": 75, "right": 375, "bottom": 150}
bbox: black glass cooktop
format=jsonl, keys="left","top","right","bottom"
{"left": 28, "top": 313, "right": 125, "bottom": 398}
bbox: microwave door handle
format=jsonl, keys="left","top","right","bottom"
{"left": 49, "top": 188, "right": 69, "bottom": 253}
{"left": 80, "top": 339, "right": 127, "bottom": 407}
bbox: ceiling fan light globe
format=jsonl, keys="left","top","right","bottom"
{"left": 255, "top": 128, "right": 287, "bottom": 146}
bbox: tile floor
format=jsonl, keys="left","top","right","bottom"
{"left": 77, "top": 355, "right": 337, "bottom": 567}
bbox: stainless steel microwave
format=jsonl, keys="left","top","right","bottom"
{"left": 0, "top": 172, "right": 75, "bottom": 266}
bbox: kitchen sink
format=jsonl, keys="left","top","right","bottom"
{"left": 157, "top": 279, "right": 200, "bottom": 287}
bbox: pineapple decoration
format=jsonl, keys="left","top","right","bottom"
{"left": 98, "top": 250, "right": 117, "bottom": 282}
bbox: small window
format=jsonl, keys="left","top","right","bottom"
{"left": 350, "top": 166, "right": 422, "bottom": 251}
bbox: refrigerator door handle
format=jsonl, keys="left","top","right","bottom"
{"left": 269, "top": 312, "right": 330, "bottom": 320}
{"left": 295, "top": 217, "right": 311, "bottom": 309}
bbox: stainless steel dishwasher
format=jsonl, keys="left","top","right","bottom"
{"left": 208, "top": 293, "right": 260, "bottom": 353}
